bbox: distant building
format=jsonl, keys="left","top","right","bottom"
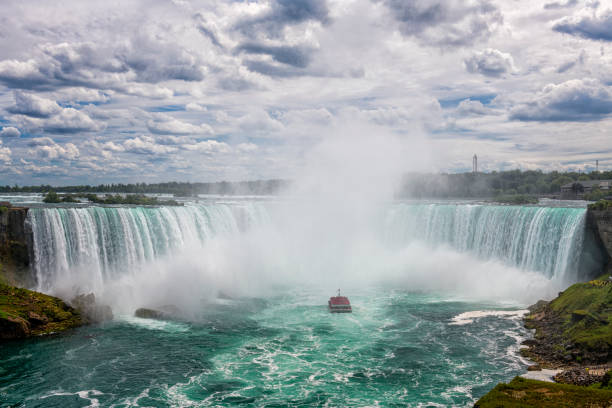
{"left": 560, "top": 180, "right": 611, "bottom": 200}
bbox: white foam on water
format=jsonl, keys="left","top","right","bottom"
{"left": 119, "top": 315, "right": 190, "bottom": 333}
{"left": 39, "top": 389, "right": 104, "bottom": 407}
{"left": 449, "top": 310, "right": 528, "bottom": 326}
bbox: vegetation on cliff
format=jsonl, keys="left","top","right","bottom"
{"left": 589, "top": 200, "right": 612, "bottom": 211}
{"left": 475, "top": 376, "right": 612, "bottom": 407}
{"left": 522, "top": 277, "right": 612, "bottom": 366}
{"left": 477, "top": 275, "right": 612, "bottom": 406}
{"left": 0, "top": 282, "right": 82, "bottom": 340}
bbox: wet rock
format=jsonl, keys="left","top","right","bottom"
{"left": 0, "top": 315, "right": 30, "bottom": 339}
{"left": 71, "top": 293, "right": 113, "bottom": 323}
{"left": 27, "top": 311, "right": 48, "bottom": 326}
{"left": 135, "top": 308, "right": 165, "bottom": 319}
{"left": 527, "top": 364, "right": 542, "bottom": 371}
{"left": 528, "top": 300, "right": 549, "bottom": 314}
{"left": 217, "top": 291, "right": 234, "bottom": 300}
{"left": 521, "top": 339, "right": 538, "bottom": 347}
{"left": 134, "top": 305, "right": 180, "bottom": 320}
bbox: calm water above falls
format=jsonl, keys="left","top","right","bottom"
{"left": 0, "top": 201, "right": 597, "bottom": 407}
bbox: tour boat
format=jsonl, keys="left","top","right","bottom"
{"left": 328, "top": 289, "right": 352, "bottom": 313}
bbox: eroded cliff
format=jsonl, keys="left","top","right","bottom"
{"left": 0, "top": 205, "right": 33, "bottom": 287}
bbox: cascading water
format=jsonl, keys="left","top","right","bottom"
{"left": 28, "top": 201, "right": 591, "bottom": 296}
{"left": 28, "top": 203, "right": 270, "bottom": 292}
{"left": 384, "top": 203, "right": 587, "bottom": 282}
{"left": 8, "top": 200, "right": 605, "bottom": 407}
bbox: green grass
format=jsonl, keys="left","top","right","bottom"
{"left": 475, "top": 377, "right": 612, "bottom": 407}
{"left": 546, "top": 281, "right": 612, "bottom": 353}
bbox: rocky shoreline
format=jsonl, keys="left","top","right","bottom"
{"left": 0, "top": 282, "right": 83, "bottom": 340}
{"left": 0, "top": 282, "right": 113, "bottom": 341}
{"left": 475, "top": 274, "right": 612, "bottom": 406}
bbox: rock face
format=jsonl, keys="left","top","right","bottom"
{"left": 0, "top": 282, "right": 82, "bottom": 340}
{"left": 0, "top": 206, "right": 34, "bottom": 287}
{"left": 135, "top": 305, "right": 180, "bottom": 320}
{"left": 135, "top": 308, "right": 166, "bottom": 319}
{"left": 587, "top": 209, "right": 612, "bottom": 274}
{"left": 0, "top": 315, "right": 30, "bottom": 339}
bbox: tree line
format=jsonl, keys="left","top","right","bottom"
{"left": 397, "top": 170, "right": 612, "bottom": 199}
{"left": 1, "top": 170, "right": 612, "bottom": 199}
{"left": 0, "top": 180, "right": 290, "bottom": 196}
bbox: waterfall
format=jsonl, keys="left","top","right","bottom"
{"left": 28, "top": 203, "right": 269, "bottom": 291}
{"left": 28, "top": 202, "right": 592, "bottom": 295}
{"left": 384, "top": 203, "right": 587, "bottom": 281}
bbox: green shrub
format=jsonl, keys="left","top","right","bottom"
{"left": 588, "top": 200, "right": 612, "bottom": 211}
{"left": 493, "top": 194, "right": 539, "bottom": 205}
{"left": 42, "top": 191, "right": 61, "bottom": 203}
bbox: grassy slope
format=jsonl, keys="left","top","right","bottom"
{"left": 475, "top": 377, "right": 612, "bottom": 408}
{"left": 477, "top": 277, "right": 612, "bottom": 406}
{"left": 0, "top": 281, "right": 82, "bottom": 337}
{"left": 521, "top": 274, "right": 612, "bottom": 365}
{"left": 547, "top": 279, "right": 612, "bottom": 357}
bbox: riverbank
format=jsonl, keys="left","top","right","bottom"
{"left": 475, "top": 273, "right": 612, "bottom": 406}
{"left": 520, "top": 277, "right": 612, "bottom": 367}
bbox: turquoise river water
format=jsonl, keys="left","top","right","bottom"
{"left": 0, "top": 199, "right": 601, "bottom": 407}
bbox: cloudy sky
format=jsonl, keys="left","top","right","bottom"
{"left": 0, "top": 0, "right": 611, "bottom": 184}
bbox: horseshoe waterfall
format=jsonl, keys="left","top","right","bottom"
{"left": 2, "top": 200, "right": 607, "bottom": 407}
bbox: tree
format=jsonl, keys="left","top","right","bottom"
{"left": 42, "top": 191, "right": 61, "bottom": 203}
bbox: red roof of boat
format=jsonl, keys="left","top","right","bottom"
{"left": 329, "top": 296, "right": 350, "bottom": 305}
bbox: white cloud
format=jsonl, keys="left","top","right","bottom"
{"left": 9, "top": 92, "right": 102, "bottom": 133}
{"left": 456, "top": 99, "right": 494, "bottom": 116}
{"left": 0, "top": 59, "right": 45, "bottom": 87}
{"left": 42, "top": 108, "right": 102, "bottom": 133}
{"left": 183, "top": 140, "right": 231, "bottom": 153}
{"left": 465, "top": 49, "right": 515, "bottom": 77}
{"left": 9, "top": 91, "right": 61, "bottom": 117}
{"left": 0, "top": 140, "right": 11, "bottom": 163}
{"left": 237, "top": 142, "right": 258, "bottom": 152}
{"left": 237, "top": 109, "right": 284, "bottom": 136}
{"left": 382, "top": 0, "right": 503, "bottom": 47}
{"left": 56, "top": 88, "right": 112, "bottom": 104}
{"left": 0, "top": 127, "right": 21, "bottom": 138}
{"left": 147, "top": 114, "right": 214, "bottom": 135}
{"left": 510, "top": 78, "right": 612, "bottom": 122}
{"left": 553, "top": 8, "right": 612, "bottom": 41}
{"left": 0, "top": 0, "right": 611, "bottom": 182}
{"left": 123, "top": 136, "right": 179, "bottom": 155}
{"left": 28, "top": 138, "right": 80, "bottom": 160}
{"left": 186, "top": 102, "right": 207, "bottom": 111}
